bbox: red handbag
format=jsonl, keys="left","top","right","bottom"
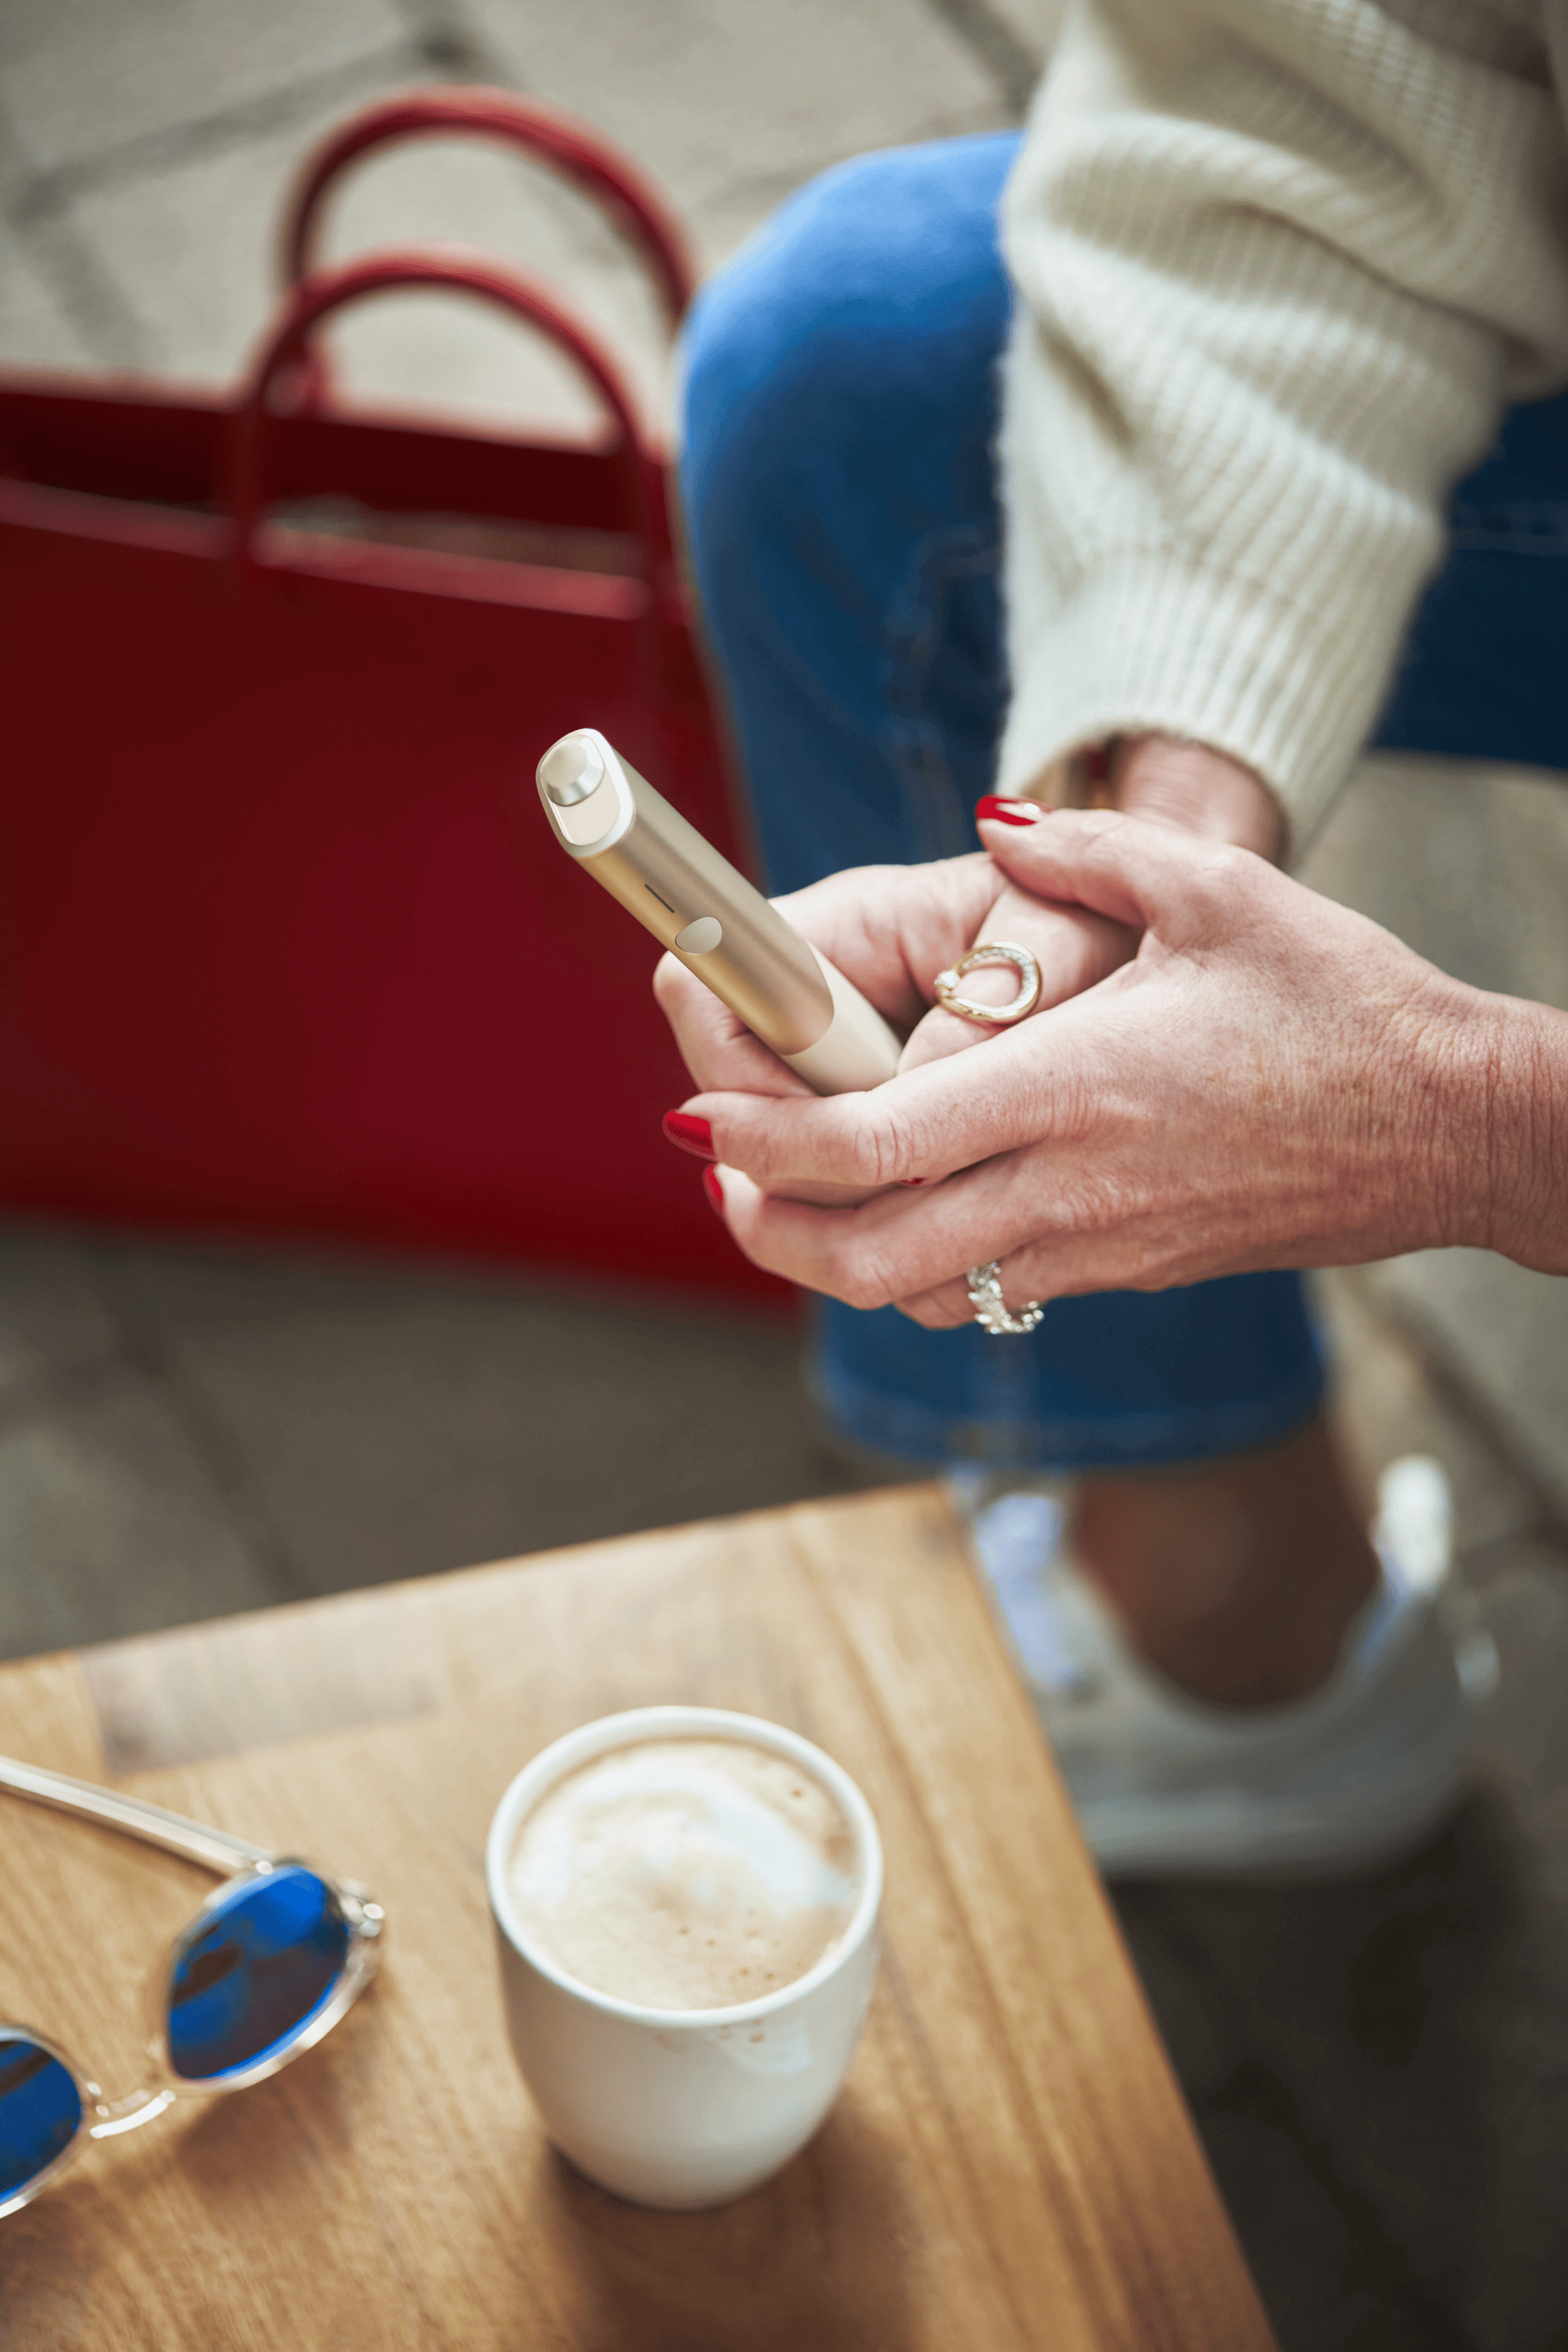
{"left": 0, "top": 91, "right": 786, "bottom": 1305}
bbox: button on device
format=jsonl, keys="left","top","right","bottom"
{"left": 538, "top": 734, "right": 604, "bottom": 807}
{"left": 675, "top": 916, "right": 724, "bottom": 956}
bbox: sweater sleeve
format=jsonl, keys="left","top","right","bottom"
{"left": 997, "top": 0, "right": 1568, "bottom": 844}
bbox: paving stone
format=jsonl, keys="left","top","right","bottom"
{"left": 0, "top": 1373, "right": 278, "bottom": 1660}
{"left": 927, "top": 0, "right": 1065, "bottom": 112}
{"left": 70, "top": 98, "right": 666, "bottom": 434}
{"left": 0, "top": 0, "right": 404, "bottom": 174}
{"left": 1193, "top": 2089, "right": 1454, "bottom": 2352}
{"left": 1109, "top": 1881, "right": 1250, "bottom": 2105}
{"left": 64, "top": 74, "right": 441, "bottom": 390}
{"left": 1082, "top": 1328, "right": 1568, "bottom": 2352}
{"left": 466, "top": 0, "right": 1016, "bottom": 266}
{"left": 105, "top": 1240, "right": 894, "bottom": 1597}
{"left": 1145, "top": 1762, "right": 1568, "bottom": 2352}
{"left": 1301, "top": 755, "right": 1568, "bottom": 1013}
{"left": 1466, "top": 1540, "right": 1568, "bottom": 1864}
{"left": 6, "top": 0, "right": 1023, "bottom": 423}
{"left": 1369, "top": 1250, "right": 1568, "bottom": 1528}
{"left": 0, "top": 1223, "right": 122, "bottom": 1414}
{"left": 1314, "top": 1267, "right": 1537, "bottom": 1555}
{"left": 0, "top": 227, "right": 92, "bottom": 372}
{"left": 1120, "top": 1871, "right": 1491, "bottom": 2349}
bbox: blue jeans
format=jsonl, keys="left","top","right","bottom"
{"left": 679, "top": 131, "right": 1568, "bottom": 1472}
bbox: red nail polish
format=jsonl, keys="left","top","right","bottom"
{"left": 663, "top": 1110, "right": 715, "bottom": 1160}
{"left": 974, "top": 795, "right": 1047, "bottom": 828}
{"left": 702, "top": 1165, "right": 726, "bottom": 1220}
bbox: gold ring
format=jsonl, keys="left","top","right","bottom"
{"left": 933, "top": 942, "right": 1043, "bottom": 1027}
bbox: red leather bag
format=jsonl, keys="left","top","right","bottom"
{"left": 0, "top": 91, "right": 784, "bottom": 1303}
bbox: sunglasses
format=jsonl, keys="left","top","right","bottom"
{"left": 0, "top": 1748, "right": 384, "bottom": 2218}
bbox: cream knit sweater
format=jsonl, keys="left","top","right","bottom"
{"left": 997, "top": 0, "right": 1568, "bottom": 845}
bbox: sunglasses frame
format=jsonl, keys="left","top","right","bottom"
{"left": 0, "top": 1753, "right": 385, "bottom": 2220}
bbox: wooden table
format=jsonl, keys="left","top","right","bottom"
{"left": 0, "top": 1485, "right": 1276, "bottom": 2350}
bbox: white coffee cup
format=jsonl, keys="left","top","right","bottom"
{"left": 486, "top": 1704, "right": 883, "bottom": 2209}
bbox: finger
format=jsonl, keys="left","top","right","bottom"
{"left": 704, "top": 1160, "right": 913, "bottom": 1304}
{"left": 709, "top": 1144, "right": 1066, "bottom": 1309}
{"left": 772, "top": 855, "right": 1001, "bottom": 1031}
{"left": 978, "top": 805, "right": 1260, "bottom": 938}
{"left": 892, "top": 1276, "right": 977, "bottom": 1329}
{"left": 654, "top": 859, "right": 1003, "bottom": 1094}
{"left": 683, "top": 978, "right": 1117, "bottom": 1191}
{"left": 653, "top": 952, "right": 814, "bottom": 1098}
{"left": 897, "top": 895, "right": 1135, "bottom": 1073}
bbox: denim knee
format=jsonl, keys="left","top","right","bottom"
{"left": 679, "top": 133, "right": 1021, "bottom": 568}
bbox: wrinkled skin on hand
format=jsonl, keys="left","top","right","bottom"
{"left": 653, "top": 842, "right": 1135, "bottom": 1203}
{"left": 654, "top": 847, "right": 1135, "bottom": 1081}
{"left": 662, "top": 808, "right": 1554, "bottom": 1319}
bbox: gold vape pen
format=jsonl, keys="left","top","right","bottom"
{"left": 537, "top": 729, "right": 902, "bottom": 1093}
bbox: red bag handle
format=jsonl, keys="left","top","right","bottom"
{"left": 228, "top": 250, "right": 671, "bottom": 581}
{"left": 280, "top": 88, "right": 696, "bottom": 327}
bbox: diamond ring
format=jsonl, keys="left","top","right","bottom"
{"left": 967, "top": 1262, "right": 1045, "bottom": 1337}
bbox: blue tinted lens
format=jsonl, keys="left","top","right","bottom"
{"left": 166, "top": 1866, "right": 351, "bottom": 2082}
{"left": 0, "top": 2033, "right": 82, "bottom": 2199}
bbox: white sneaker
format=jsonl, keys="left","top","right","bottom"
{"left": 961, "top": 1457, "right": 1488, "bottom": 1880}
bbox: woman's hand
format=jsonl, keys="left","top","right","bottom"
{"left": 654, "top": 735, "right": 1276, "bottom": 1109}
{"left": 675, "top": 808, "right": 1563, "bottom": 1316}
{"left": 653, "top": 840, "right": 1133, "bottom": 1101}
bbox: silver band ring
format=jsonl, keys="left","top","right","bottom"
{"left": 967, "top": 1261, "right": 1045, "bottom": 1337}
{"left": 933, "top": 941, "right": 1043, "bottom": 1027}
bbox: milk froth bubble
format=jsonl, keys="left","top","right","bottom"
{"left": 507, "top": 1736, "right": 862, "bottom": 2010}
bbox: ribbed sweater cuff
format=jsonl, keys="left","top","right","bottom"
{"left": 998, "top": 555, "right": 1407, "bottom": 848}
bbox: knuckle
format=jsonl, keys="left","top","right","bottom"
{"left": 1200, "top": 840, "right": 1253, "bottom": 896}
{"left": 1201, "top": 841, "right": 1248, "bottom": 891}
{"left": 839, "top": 1265, "right": 889, "bottom": 1314}
{"left": 830, "top": 1236, "right": 898, "bottom": 1314}
{"left": 843, "top": 1105, "right": 909, "bottom": 1191}
{"left": 902, "top": 1285, "right": 967, "bottom": 1330}
{"left": 855, "top": 1234, "right": 914, "bottom": 1313}
{"left": 1186, "top": 843, "right": 1255, "bottom": 936}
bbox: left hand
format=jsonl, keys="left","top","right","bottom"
{"left": 679, "top": 807, "right": 1503, "bottom": 1321}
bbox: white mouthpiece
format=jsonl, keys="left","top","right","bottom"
{"left": 539, "top": 733, "right": 606, "bottom": 807}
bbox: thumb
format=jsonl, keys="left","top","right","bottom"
{"left": 977, "top": 806, "right": 1257, "bottom": 938}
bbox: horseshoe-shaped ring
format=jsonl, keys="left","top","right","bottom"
{"left": 933, "top": 941, "right": 1043, "bottom": 1027}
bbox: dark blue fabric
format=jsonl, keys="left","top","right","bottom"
{"left": 166, "top": 1866, "right": 349, "bottom": 2082}
{"left": 679, "top": 132, "right": 1568, "bottom": 1471}
{"left": 0, "top": 2033, "right": 82, "bottom": 2198}
{"left": 1376, "top": 396, "right": 1568, "bottom": 770}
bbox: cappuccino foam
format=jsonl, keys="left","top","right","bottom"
{"left": 508, "top": 1736, "right": 861, "bottom": 2011}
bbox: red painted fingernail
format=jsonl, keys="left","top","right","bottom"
{"left": 662, "top": 1110, "right": 715, "bottom": 1160}
{"left": 702, "top": 1165, "right": 726, "bottom": 1220}
{"left": 975, "top": 795, "right": 1047, "bottom": 827}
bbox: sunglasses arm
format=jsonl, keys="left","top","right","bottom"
{"left": 0, "top": 1753, "right": 272, "bottom": 1876}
